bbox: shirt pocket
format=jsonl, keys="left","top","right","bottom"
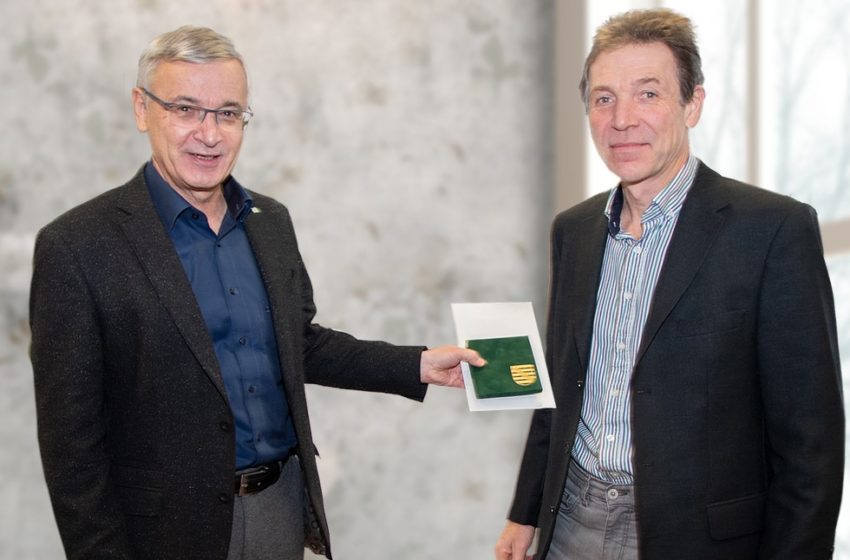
{"left": 112, "top": 463, "right": 165, "bottom": 517}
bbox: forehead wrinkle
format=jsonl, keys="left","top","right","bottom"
{"left": 634, "top": 77, "right": 661, "bottom": 87}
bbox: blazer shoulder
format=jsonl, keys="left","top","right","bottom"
{"left": 552, "top": 191, "right": 609, "bottom": 232}
{"left": 693, "top": 163, "right": 812, "bottom": 215}
{"left": 37, "top": 172, "right": 145, "bottom": 240}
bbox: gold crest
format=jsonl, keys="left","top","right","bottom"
{"left": 510, "top": 364, "right": 538, "bottom": 386}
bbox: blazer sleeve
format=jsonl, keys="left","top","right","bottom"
{"left": 507, "top": 217, "right": 566, "bottom": 525}
{"left": 756, "top": 203, "right": 845, "bottom": 558}
{"left": 295, "top": 246, "right": 427, "bottom": 401}
{"left": 30, "top": 226, "right": 135, "bottom": 560}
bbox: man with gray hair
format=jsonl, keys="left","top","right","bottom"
{"left": 495, "top": 8, "right": 843, "bottom": 560}
{"left": 30, "top": 26, "right": 483, "bottom": 560}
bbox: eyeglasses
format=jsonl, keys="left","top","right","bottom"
{"left": 140, "top": 88, "right": 253, "bottom": 131}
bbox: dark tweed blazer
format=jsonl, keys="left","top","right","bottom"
{"left": 509, "top": 163, "right": 844, "bottom": 559}
{"left": 30, "top": 168, "right": 427, "bottom": 560}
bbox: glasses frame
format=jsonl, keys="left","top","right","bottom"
{"left": 140, "top": 87, "right": 253, "bottom": 130}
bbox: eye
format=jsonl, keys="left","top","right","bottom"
{"left": 172, "top": 104, "right": 201, "bottom": 120}
{"left": 594, "top": 95, "right": 613, "bottom": 106}
{"left": 641, "top": 91, "right": 658, "bottom": 100}
{"left": 218, "top": 110, "right": 239, "bottom": 121}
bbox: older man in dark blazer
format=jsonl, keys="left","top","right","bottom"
{"left": 495, "top": 9, "right": 844, "bottom": 560}
{"left": 30, "top": 26, "right": 483, "bottom": 560}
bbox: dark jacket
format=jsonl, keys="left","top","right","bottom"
{"left": 509, "top": 163, "right": 844, "bottom": 559}
{"left": 30, "top": 169, "right": 427, "bottom": 560}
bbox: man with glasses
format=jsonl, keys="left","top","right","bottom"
{"left": 30, "top": 26, "right": 483, "bottom": 560}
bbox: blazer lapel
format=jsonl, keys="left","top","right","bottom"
{"left": 572, "top": 213, "right": 609, "bottom": 374}
{"left": 634, "top": 164, "right": 728, "bottom": 367}
{"left": 114, "top": 171, "right": 228, "bottom": 399}
{"left": 242, "top": 205, "right": 307, "bottom": 418}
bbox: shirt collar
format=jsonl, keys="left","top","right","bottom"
{"left": 604, "top": 154, "right": 699, "bottom": 236}
{"left": 144, "top": 161, "right": 253, "bottom": 231}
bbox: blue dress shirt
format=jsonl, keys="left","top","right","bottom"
{"left": 145, "top": 162, "right": 296, "bottom": 469}
{"left": 571, "top": 155, "right": 699, "bottom": 484}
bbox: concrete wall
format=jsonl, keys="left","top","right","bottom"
{"left": 0, "top": 1, "right": 554, "bottom": 558}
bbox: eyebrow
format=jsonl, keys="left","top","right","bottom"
{"left": 589, "top": 76, "right": 661, "bottom": 96}
{"left": 170, "top": 94, "right": 244, "bottom": 109}
{"left": 634, "top": 77, "right": 661, "bottom": 87}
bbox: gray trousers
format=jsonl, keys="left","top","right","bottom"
{"left": 547, "top": 462, "right": 638, "bottom": 560}
{"left": 227, "top": 456, "right": 306, "bottom": 560}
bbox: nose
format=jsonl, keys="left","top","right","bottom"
{"left": 195, "top": 110, "right": 222, "bottom": 145}
{"left": 612, "top": 98, "right": 638, "bottom": 131}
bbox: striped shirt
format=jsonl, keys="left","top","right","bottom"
{"left": 571, "top": 154, "right": 699, "bottom": 484}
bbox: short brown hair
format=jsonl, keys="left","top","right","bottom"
{"left": 579, "top": 8, "right": 703, "bottom": 109}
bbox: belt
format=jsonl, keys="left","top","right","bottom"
{"left": 234, "top": 448, "right": 297, "bottom": 497}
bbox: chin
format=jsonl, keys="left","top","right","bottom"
{"left": 607, "top": 164, "right": 649, "bottom": 183}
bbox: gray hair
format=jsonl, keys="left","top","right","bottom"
{"left": 579, "top": 8, "right": 704, "bottom": 110}
{"left": 136, "top": 26, "right": 245, "bottom": 89}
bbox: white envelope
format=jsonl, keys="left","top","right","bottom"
{"left": 452, "top": 302, "right": 556, "bottom": 411}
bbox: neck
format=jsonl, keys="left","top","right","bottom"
{"left": 183, "top": 189, "right": 227, "bottom": 234}
{"left": 618, "top": 194, "right": 645, "bottom": 239}
{"left": 165, "top": 181, "right": 228, "bottom": 235}
{"left": 618, "top": 153, "right": 690, "bottom": 239}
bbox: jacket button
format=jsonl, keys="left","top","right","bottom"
{"left": 219, "top": 421, "right": 231, "bottom": 432}
{"left": 577, "top": 380, "right": 584, "bottom": 389}
{"left": 549, "top": 505, "right": 556, "bottom": 514}
{"left": 218, "top": 493, "right": 230, "bottom": 503}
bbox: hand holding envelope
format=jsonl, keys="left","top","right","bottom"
{"left": 452, "top": 302, "right": 556, "bottom": 411}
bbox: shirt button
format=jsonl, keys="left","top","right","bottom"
{"left": 633, "top": 246, "right": 643, "bottom": 254}
{"left": 229, "top": 287, "right": 238, "bottom": 295}
{"left": 191, "top": 213, "right": 199, "bottom": 220}
{"left": 616, "top": 342, "right": 626, "bottom": 350}
{"left": 611, "top": 389, "right": 620, "bottom": 397}
{"left": 248, "top": 385, "right": 256, "bottom": 394}
{"left": 239, "top": 337, "right": 247, "bottom": 346}
{"left": 606, "top": 434, "right": 615, "bottom": 442}
{"left": 623, "top": 292, "right": 633, "bottom": 300}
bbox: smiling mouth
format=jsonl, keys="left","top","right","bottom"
{"left": 611, "top": 143, "right": 646, "bottom": 150}
{"left": 190, "top": 153, "right": 220, "bottom": 161}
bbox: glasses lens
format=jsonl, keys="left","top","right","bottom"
{"left": 216, "top": 110, "right": 244, "bottom": 131}
{"left": 170, "top": 105, "right": 203, "bottom": 125}
{"left": 145, "top": 89, "right": 250, "bottom": 131}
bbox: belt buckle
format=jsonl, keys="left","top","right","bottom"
{"left": 236, "top": 465, "right": 272, "bottom": 497}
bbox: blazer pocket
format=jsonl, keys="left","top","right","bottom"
{"left": 112, "top": 464, "right": 165, "bottom": 517}
{"left": 707, "top": 493, "right": 766, "bottom": 540}
{"left": 676, "top": 309, "right": 745, "bottom": 337}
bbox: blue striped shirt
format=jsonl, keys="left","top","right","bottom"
{"left": 571, "top": 155, "right": 699, "bottom": 484}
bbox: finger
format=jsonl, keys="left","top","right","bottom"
{"left": 461, "top": 348, "right": 487, "bottom": 367}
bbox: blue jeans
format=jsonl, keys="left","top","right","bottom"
{"left": 546, "top": 462, "right": 638, "bottom": 560}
